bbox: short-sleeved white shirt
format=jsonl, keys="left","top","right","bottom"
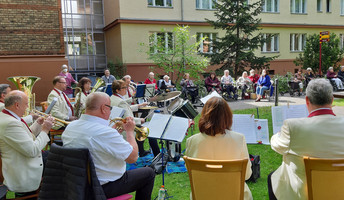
{"left": 62, "top": 114, "right": 133, "bottom": 185}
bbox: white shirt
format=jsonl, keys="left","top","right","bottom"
{"left": 62, "top": 114, "right": 133, "bottom": 185}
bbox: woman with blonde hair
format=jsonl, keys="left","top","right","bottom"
{"left": 185, "top": 96, "right": 252, "bottom": 200}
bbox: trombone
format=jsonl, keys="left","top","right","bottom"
{"left": 109, "top": 117, "right": 149, "bottom": 141}
{"left": 33, "top": 110, "right": 71, "bottom": 127}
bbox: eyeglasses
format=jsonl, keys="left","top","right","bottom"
{"left": 105, "top": 104, "right": 112, "bottom": 110}
{"left": 59, "top": 82, "right": 67, "bottom": 84}
{"left": 121, "top": 87, "right": 127, "bottom": 89}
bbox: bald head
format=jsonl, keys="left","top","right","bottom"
{"left": 85, "top": 92, "right": 111, "bottom": 119}
{"left": 5, "top": 90, "right": 26, "bottom": 108}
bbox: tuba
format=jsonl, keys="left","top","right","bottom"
{"left": 7, "top": 76, "right": 40, "bottom": 115}
{"left": 73, "top": 87, "right": 83, "bottom": 118}
{"left": 90, "top": 78, "right": 105, "bottom": 93}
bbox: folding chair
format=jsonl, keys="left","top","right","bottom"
{"left": 304, "top": 156, "right": 344, "bottom": 200}
{"left": 184, "top": 156, "right": 248, "bottom": 200}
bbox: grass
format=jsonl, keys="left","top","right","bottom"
{"left": 146, "top": 106, "right": 282, "bottom": 200}
{"left": 333, "top": 98, "right": 344, "bottom": 106}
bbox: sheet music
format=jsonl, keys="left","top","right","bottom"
{"left": 232, "top": 114, "right": 257, "bottom": 143}
{"left": 271, "top": 106, "right": 285, "bottom": 134}
{"left": 255, "top": 119, "right": 270, "bottom": 145}
{"left": 162, "top": 116, "right": 189, "bottom": 142}
{"left": 272, "top": 104, "right": 308, "bottom": 134}
{"left": 147, "top": 113, "right": 171, "bottom": 139}
{"left": 108, "top": 106, "right": 125, "bottom": 126}
{"left": 200, "top": 91, "right": 222, "bottom": 104}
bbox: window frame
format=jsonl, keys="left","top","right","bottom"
{"left": 290, "top": 33, "right": 307, "bottom": 52}
{"left": 148, "top": 0, "right": 173, "bottom": 8}
{"left": 290, "top": 0, "right": 307, "bottom": 14}
{"left": 262, "top": 0, "right": 279, "bottom": 13}
{"left": 261, "top": 33, "right": 279, "bottom": 53}
{"left": 149, "top": 32, "right": 174, "bottom": 54}
{"left": 197, "top": 32, "right": 217, "bottom": 54}
{"left": 326, "top": 0, "right": 331, "bottom": 13}
{"left": 340, "top": 0, "right": 344, "bottom": 15}
{"left": 340, "top": 34, "right": 344, "bottom": 50}
{"left": 196, "top": 0, "right": 217, "bottom": 10}
{"left": 317, "top": 0, "right": 322, "bottom": 12}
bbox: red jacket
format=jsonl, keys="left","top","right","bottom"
{"left": 144, "top": 78, "right": 158, "bottom": 89}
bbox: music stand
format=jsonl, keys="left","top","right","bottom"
{"left": 105, "top": 84, "right": 113, "bottom": 96}
{"left": 135, "top": 84, "right": 146, "bottom": 98}
{"left": 145, "top": 84, "right": 156, "bottom": 98}
{"left": 148, "top": 113, "right": 188, "bottom": 199}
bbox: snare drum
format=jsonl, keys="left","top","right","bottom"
{"left": 171, "top": 100, "right": 198, "bottom": 119}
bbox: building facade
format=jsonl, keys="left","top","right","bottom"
{"left": 103, "top": 0, "right": 344, "bottom": 81}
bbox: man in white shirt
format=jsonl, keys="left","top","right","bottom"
{"left": 269, "top": 79, "right": 344, "bottom": 200}
{"left": 0, "top": 90, "right": 53, "bottom": 194}
{"left": 47, "top": 76, "right": 77, "bottom": 129}
{"left": 62, "top": 92, "right": 155, "bottom": 199}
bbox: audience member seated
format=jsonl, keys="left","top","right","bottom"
{"left": 248, "top": 69, "right": 260, "bottom": 92}
{"left": 62, "top": 92, "right": 155, "bottom": 199}
{"left": 160, "top": 75, "right": 176, "bottom": 92}
{"left": 122, "top": 75, "right": 136, "bottom": 105}
{"left": 110, "top": 80, "right": 160, "bottom": 158}
{"left": 101, "top": 68, "right": 116, "bottom": 85}
{"left": 185, "top": 96, "right": 252, "bottom": 200}
{"left": 205, "top": 72, "right": 221, "bottom": 93}
{"left": 144, "top": 72, "right": 158, "bottom": 90}
{"left": 268, "top": 79, "right": 344, "bottom": 200}
{"left": 237, "top": 71, "right": 252, "bottom": 100}
{"left": 255, "top": 69, "right": 271, "bottom": 102}
{"left": 221, "top": 70, "right": 237, "bottom": 99}
{"left": 180, "top": 73, "right": 198, "bottom": 104}
{"left": 0, "top": 91, "right": 53, "bottom": 196}
{"left": 326, "top": 66, "right": 344, "bottom": 90}
{"left": 304, "top": 68, "right": 315, "bottom": 88}
{"left": 74, "top": 77, "right": 92, "bottom": 116}
{"left": 47, "top": 76, "right": 77, "bottom": 130}
{"left": 294, "top": 69, "right": 305, "bottom": 94}
{"left": 338, "top": 65, "right": 344, "bottom": 83}
{"left": 58, "top": 64, "right": 77, "bottom": 98}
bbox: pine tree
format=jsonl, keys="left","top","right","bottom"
{"left": 206, "top": 0, "right": 276, "bottom": 78}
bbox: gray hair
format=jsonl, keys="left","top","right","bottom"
{"left": 242, "top": 71, "right": 248, "bottom": 76}
{"left": 306, "top": 79, "right": 333, "bottom": 106}
{"left": 86, "top": 92, "right": 110, "bottom": 111}
{"left": 61, "top": 64, "right": 68, "bottom": 69}
{"left": 0, "top": 84, "right": 10, "bottom": 96}
{"left": 149, "top": 72, "right": 154, "bottom": 76}
{"left": 163, "top": 75, "right": 169, "bottom": 79}
{"left": 329, "top": 67, "right": 333, "bottom": 70}
{"left": 341, "top": 66, "right": 344, "bottom": 70}
{"left": 4, "top": 91, "right": 23, "bottom": 107}
{"left": 224, "top": 70, "right": 229, "bottom": 74}
{"left": 123, "top": 75, "right": 131, "bottom": 79}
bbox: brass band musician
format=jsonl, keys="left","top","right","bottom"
{"left": 74, "top": 77, "right": 92, "bottom": 116}
{"left": 47, "top": 76, "right": 77, "bottom": 129}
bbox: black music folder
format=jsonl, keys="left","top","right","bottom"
{"left": 147, "top": 113, "right": 188, "bottom": 142}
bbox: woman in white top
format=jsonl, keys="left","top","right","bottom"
{"left": 160, "top": 75, "right": 176, "bottom": 92}
{"left": 185, "top": 96, "right": 252, "bottom": 200}
{"left": 237, "top": 71, "right": 252, "bottom": 100}
{"left": 221, "top": 70, "right": 237, "bottom": 99}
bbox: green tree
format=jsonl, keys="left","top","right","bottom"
{"left": 140, "top": 25, "right": 208, "bottom": 84}
{"left": 206, "top": 0, "right": 276, "bottom": 78}
{"left": 294, "top": 33, "right": 344, "bottom": 75}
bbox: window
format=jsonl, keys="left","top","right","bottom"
{"left": 149, "top": 32, "right": 173, "bottom": 54}
{"left": 262, "top": 0, "right": 279, "bottom": 12}
{"left": 290, "top": 0, "right": 307, "bottom": 14}
{"left": 148, "top": 0, "right": 172, "bottom": 7}
{"left": 290, "top": 34, "right": 306, "bottom": 52}
{"left": 317, "top": 0, "right": 322, "bottom": 12}
{"left": 197, "top": 33, "right": 217, "bottom": 53}
{"left": 326, "top": 0, "right": 331, "bottom": 12}
{"left": 268, "top": 70, "right": 275, "bottom": 75}
{"left": 261, "top": 34, "right": 279, "bottom": 53}
{"left": 340, "top": 0, "right": 344, "bottom": 15}
{"left": 196, "top": 0, "right": 216, "bottom": 9}
{"left": 340, "top": 34, "right": 344, "bottom": 50}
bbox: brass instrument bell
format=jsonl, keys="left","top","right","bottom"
{"left": 109, "top": 118, "right": 149, "bottom": 141}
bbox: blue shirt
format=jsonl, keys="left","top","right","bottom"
{"left": 257, "top": 75, "right": 271, "bottom": 87}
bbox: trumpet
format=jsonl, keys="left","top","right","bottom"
{"left": 33, "top": 110, "right": 71, "bottom": 127}
{"left": 109, "top": 117, "right": 149, "bottom": 141}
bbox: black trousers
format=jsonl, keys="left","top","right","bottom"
{"left": 102, "top": 167, "right": 155, "bottom": 200}
{"left": 267, "top": 171, "right": 277, "bottom": 200}
{"left": 137, "top": 138, "right": 160, "bottom": 157}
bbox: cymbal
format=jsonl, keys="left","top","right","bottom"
{"left": 148, "top": 91, "right": 181, "bottom": 102}
{"left": 139, "top": 106, "right": 158, "bottom": 110}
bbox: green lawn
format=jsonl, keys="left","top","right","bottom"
{"left": 148, "top": 106, "right": 282, "bottom": 200}
{"left": 333, "top": 98, "right": 344, "bottom": 106}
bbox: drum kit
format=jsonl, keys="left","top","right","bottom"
{"left": 142, "top": 91, "right": 199, "bottom": 162}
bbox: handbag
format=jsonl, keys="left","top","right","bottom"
{"left": 247, "top": 154, "right": 261, "bottom": 183}
{"left": 149, "top": 152, "right": 169, "bottom": 174}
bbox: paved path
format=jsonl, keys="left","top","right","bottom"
{"left": 195, "top": 93, "right": 344, "bottom": 116}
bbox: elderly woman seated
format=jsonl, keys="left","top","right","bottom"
{"left": 160, "top": 75, "right": 176, "bottom": 92}
{"left": 237, "top": 71, "right": 252, "bottom": 100}
{"left": 205, "top": 72, "right": 221, "bottom": 93}
{"left": 180, "top": 73, "right": 198, "bottom": 104}
{"left": 185, "top": 96, "right": 253, "bottom": 200}
{"left": 327, "top": 67, "right": 344, "bottom": 90}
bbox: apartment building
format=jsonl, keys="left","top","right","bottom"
{"left": 103, "top": 0, "right": 344, "bottom": 81}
